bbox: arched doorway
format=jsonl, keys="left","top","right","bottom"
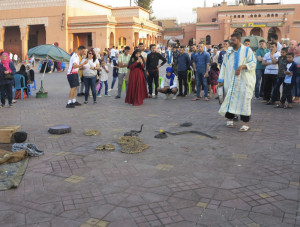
{"left": 118, "top": 37, "right": 126, "bottom": 46}
{"left": 268, "top": 27, "right": 281, "bottom": 41}
{"left": 28, "top": 25, "right": 46, "bottom": 50}
{"left": 234, "top": 28, "right": 246, "bottom": 37}
{"left": 206, "top": 35, "right": 211, "bottom": 45}
{"left": 250, "top": 27, "right": 263, "bottom": 37}
{"left": 4, "top": 26, "right": 22, "bottom": 56}
{"left": 109, "top": 32, "right": 114, "bottom": 47}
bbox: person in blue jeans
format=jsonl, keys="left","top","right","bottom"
{"left": 255, "top": 39, "right": 269, "bottom": 99}
{"left": 81, "top": 49, "right": 100, "bottom": 104}
{"left": 192, "top": 43, "right": 210, "bottom": 101}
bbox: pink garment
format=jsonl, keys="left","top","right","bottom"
{"left": 1, "top": 52, "right": 12, "bottom": 73}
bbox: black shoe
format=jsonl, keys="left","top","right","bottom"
{"left": 77, "top": 93, "right": 83, "bottom": 97}
{"left": 265, "top": 101, "right": 274, "bottom": 105}
{"left": 73, "top": 101, "right": 82, "bottom": 106}
{"left": 115, "top": 96, "right": 121, "bottom": 99}
{"left": 233, "top": 116, "right": 239, "bottom": 122}
{"left": 84, "top": 101, "right": 88, "bottom": 104}
{"left": 178, "top": 94, "right": 183, "bottom": 97}
{"left": 66, "top": 104, "right": 75, "bottom": 108}
{"left": 94, "top": 101, "right": 97, "bottom": 104}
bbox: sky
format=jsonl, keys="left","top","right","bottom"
{"left": 95, "top": 0, "right": 299, "bottom": 23}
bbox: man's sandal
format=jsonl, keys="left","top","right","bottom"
{"left": 239, "top": 125, "right": 250, "bottom": 132}
{"left": 226, "top": 121, "right": 234, "bottom": 128}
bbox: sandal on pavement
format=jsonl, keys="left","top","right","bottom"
{"left": 239, "top": 125, "right": 250, "bottom": 132}
{"left": 192, "top": 98, "right": 200, "bottom": 101}
{"left": 204, "top": 97, "right": 209, "bottom": 101}
{"left": 226, "top": 121, "right": 234, "bottom": 128}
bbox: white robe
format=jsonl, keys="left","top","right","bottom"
{"left": 218, "top": 45, "right": 256, "bottom": 116}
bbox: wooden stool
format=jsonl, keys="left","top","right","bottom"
{"left": 0, "top": 126, "right": 21, "bottom": 144}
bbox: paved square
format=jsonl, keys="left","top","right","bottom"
{"left": 0, "top": 66, "right": 299, "bottom": 226}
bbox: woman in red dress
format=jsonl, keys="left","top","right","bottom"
{"left": 125, "top": 50, "right": 148, "bottom": 106}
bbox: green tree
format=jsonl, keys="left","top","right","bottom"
{"left": 134, "top": 0, "right": 155, "bottom": 19}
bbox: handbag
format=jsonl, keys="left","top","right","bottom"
{"left": 4, "top": 74, "right": 14, "bottom": 80}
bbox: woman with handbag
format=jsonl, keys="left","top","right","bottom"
{"left": 125, "top": 49, "right": 148, "bottom": 106}
{"left": 0, "top": 52, "right": 16, "bottom": 108}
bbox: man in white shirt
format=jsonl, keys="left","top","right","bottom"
{"left": 110, "top": 46, "right": 116, "bottom": 58}
{"left": 270, "top": 34, "right": 282, "bottom": 52}
{"left": 262, "top": 42, "right": 280, "bottom": 102}
{"left": 66, "top": 46, "right": 88, "bottom": 108}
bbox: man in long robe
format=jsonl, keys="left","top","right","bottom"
{"left": 217, "top": 32, "right": 256, "bottom": 132}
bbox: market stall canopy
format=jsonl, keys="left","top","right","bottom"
{"left": 28, "top": 44, "right": 70, "bottom": 62}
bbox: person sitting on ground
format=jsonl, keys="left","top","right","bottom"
{"left": 26, "top": 64, "right": 35, "bottom": 84}
{"left": 16, "top": 64, "right": 29, "bottom": 87}
{"left": 275, "top": 52, "right": 298, "bottom": 109}
{"left": 158, "top": 67, "right": 178, "bottom": 100}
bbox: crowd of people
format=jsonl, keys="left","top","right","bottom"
{"left": 64, "top": 32, "right": 300, "bottom": 132}
{"left": 0, "top": 32, "right": 299, "bottom": 132}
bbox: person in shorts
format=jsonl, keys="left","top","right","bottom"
{"left": 66, "top": 46, "right": 87, "bottom": 108}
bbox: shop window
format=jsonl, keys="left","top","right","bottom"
{"left": 242, "top": 15, "right": 244, "bottom": 18}
{"left": 271, "top": 14, "right": 274, "bottom": 17}
{"left": 238, "top": 15, "right": 240, "bottom": 18}
{"left": 250, "top": 14, "right": 253, "bottom": 18}
{"left": 118, "top": 37, "right": 126, "bottom": 46}
{"left": 234, "top": 15, "right": 236, "bottom": 18}
{"left": 212, "top": 18, "right": 217, "bottom": 22}
{"left": 275, "top": 13, "right": 278, "bottom": 17}
{"left": 254, "top": 14, "right": 257, "bottom": 18}
{"left": 258, "top": 14, "right": 261, "bottom": 17}
{"left": 87, "top": 34, "right": 92, "bottom": 47}
{"left": 267, "top": 14, "right": 270, "bottom": 17}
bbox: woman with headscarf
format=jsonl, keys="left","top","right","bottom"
{"left": 0, "top": 52, "right": 16, "bottom": 107}
{"left": 125, "top": 49, "right": 148, "bottom": 106}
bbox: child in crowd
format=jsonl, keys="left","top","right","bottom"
{"left": 269, "top": 47, "right": 288, "bottom": 105}
{"left": 109, "top": 53, "right": 119, "bottom": 92}
{"left": 209, "top": 62, "right": 219, "bottom": 95}
{"left": 97, "top": 61, "right": 110, "bottom": 97}
{"left": 275, "top": 52, "right": 298, "bottom": 109}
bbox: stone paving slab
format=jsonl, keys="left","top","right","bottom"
{"left": 0, "top": 66, "right": 299, "bottom": 226}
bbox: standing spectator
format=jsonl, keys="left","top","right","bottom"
{"left": 218, "top": 40, "right": 230, "bottom": 67}
{"left": 275, "top": 53, "right": 298, "bottom": 108}
{"left": 209, "top": 62, "right": 219, "bottom": 95}
{"left": 293, "top": 46, "right": 300, "bottom": 103}
{"left": 98, "top": 61, "right": 110, "bottom": 97}
{"left": 243, "top": 39, "right": 251, "bottom": 47}
{"left": 190, "top": 44, "right": 198, "bottom": 93}
{"left": 172, "top": 47, "right": 180, "bottom": 77}
{"left": 0, "top": 52, "right": 16, "bottom": 108}
{"left": 192, "top": 43, "right": 210, "bottom": 101}
{"left": 255, "top": 40, "right": 269, "bottom": 100}
{"left": 115, "top": 46, "right": 131, "bottom": 99}
{"left": 161, "top": 47, "right": 166, "bottom": 58}
{"left": 66, "top": 46, "right": 87, "bottom": 108}
{"left": 139, "top": 43, "right": 148, "bottom": 83}
{"left": 13, "top": 54, "right": 18, "bottom": 65}
{"left": 110, "top": 46, "right": 116, "bottom": 59}
{"left": 9, "top": 52, "right": 13, "bottom": 61}
{"left": 166, "top": 47, "right": 173, "bottom": 65}
{"left": 103, "top": 48, "right": 108, "bottom": 64}
{"left": 262, "top": 42, "right": 281, "bottom": 103}
{"left": 211, "top": 47, "right": 219, "bottom": 64}
{"left": 268, "top": 47, "right": 288, "bottom": 105}
{"left": 81, "top": 48, "right": 100, "bottom": 104}
{"left": 109, "top": 53, "right": 119, "bottom": 91}
{"left": 125, "top": 49, "right": 148, "bottom": 106}
{"left": 146, "top": 44, "right": 167, "bottom": 98}
{"left": 177, "top": 46, "right": 191, "bottom": 97}
{"left": 77, "top": 49, "right": 87, "bottom": 97}
{"left": 270, "top": 34, "right": 282, "bottom": 52}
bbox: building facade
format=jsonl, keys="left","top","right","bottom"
{"left": 196, "top": 2, "right": 300, "bottom": 45}
{"left": 0, "top": 0, "right": 162, "bottom": 60}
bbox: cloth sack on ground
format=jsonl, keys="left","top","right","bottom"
{"left": 0, "top": 149, "right": 27, "bottom": 164}
{"left": 12, "top": 143, "right": 44, "bottom": 157}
